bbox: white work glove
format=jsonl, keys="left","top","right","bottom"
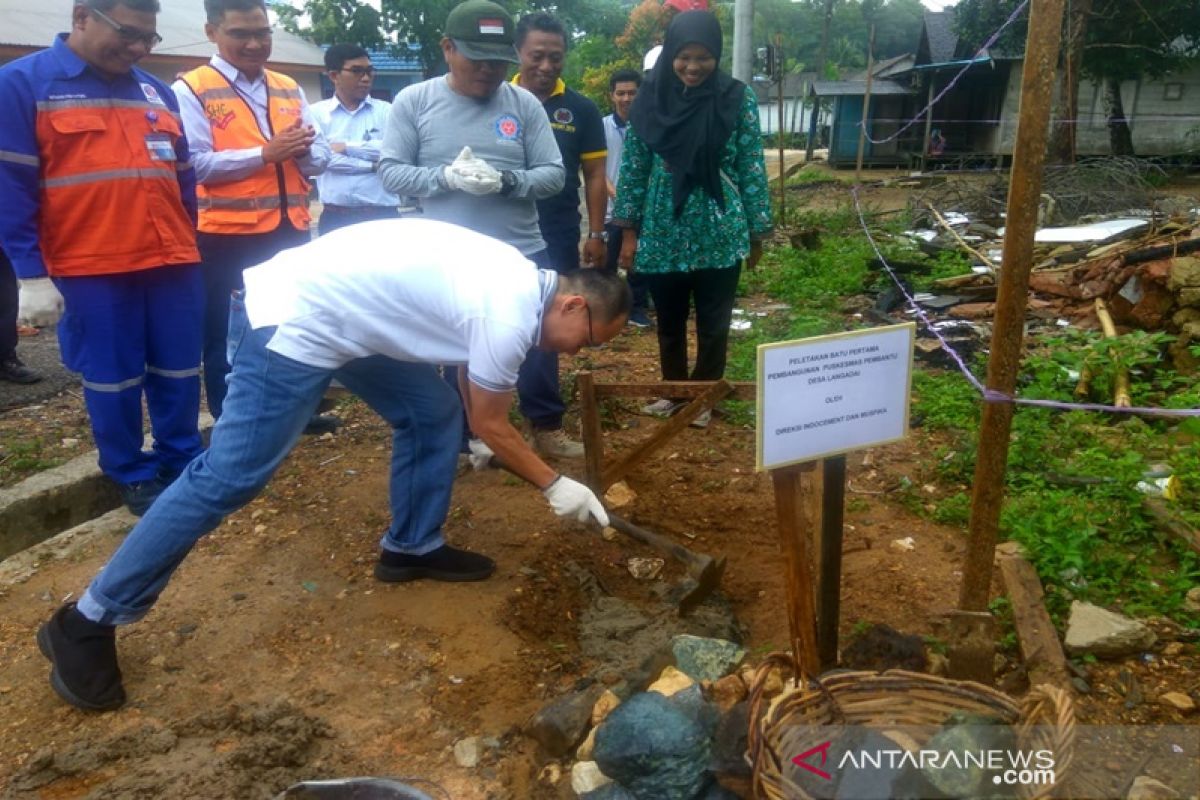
{"left": 543, "top": 476, "right": 610, "bottom": 527}
{"left": 443, "top": 146, "right": 502, "bottom": 195}
{"left": 467, "top": 438, "right": 495, "bottom": 471}
{"left": 18, "top": 277, "right": 65, "bottom": 327}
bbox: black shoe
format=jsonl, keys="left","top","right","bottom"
{"left": 119, "top": 478, "right": 163, "bottom": 516}
{"left": 37, "top": 603, "right": 125, "bottom": 711}
{"left": 0, "top": 356, "right": 42, "bottom": 384}
{"left": 374, "top": 545, "right": 496, "bottom": 583}
{"left": 303, "top": 414, "right": 341, "bottom": 436}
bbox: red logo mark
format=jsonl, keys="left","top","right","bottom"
{"left": 792, "top": 741, "right": 833, "bottom": 780}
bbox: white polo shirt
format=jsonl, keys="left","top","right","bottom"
{"left": 242, "top": 218, "right": 553, "bottom": 392}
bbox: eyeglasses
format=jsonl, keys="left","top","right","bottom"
{"left": 585, "top": 303, "right": 596, "bottom": 348}
{"left": 220, "top": 26, "right": 274, "bottom": 43}
{"left": 339, "top": 66, "right": 376, "bottom": 77}
{"left": 90, "top": 7, "right": 162, "bottom": 48}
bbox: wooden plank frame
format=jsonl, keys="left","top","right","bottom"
{"left": 577, "top": 374, "right": 755, "bottom": 491}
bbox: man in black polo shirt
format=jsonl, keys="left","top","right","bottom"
{"left": 513, "top": 12, "right": 608, "bottom": 274}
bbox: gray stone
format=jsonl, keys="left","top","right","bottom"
{"left": 670, "top": 635, "right": 746, "bottom": 682}
{"left": 1127, "top": 775, "right": 1181, "bottom": 800}
{"left": 1064, "top": 601, "right": 1157, "bottom": 658}
{"left": 709, "top": 701, "right": 751, "bottom": 782}
{"left": 593, "top": 692, "right": 712, "bottom": 800}
{"left": 527, "top": 684, "right": 605, "bottom": 758}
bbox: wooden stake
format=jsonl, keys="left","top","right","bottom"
{"left": 958, "top": 0, "right": 1068, "bottom": 618}
{"left": 772, "top": 463, "right": 821, "bottom": 678}
{"left": 578, "top": 371, "right": 603, "bottom": 491}
{"left": 817, "top": 455, "right": 846, "bottom": 670}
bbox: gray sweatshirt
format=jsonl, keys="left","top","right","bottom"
{"left": 379, "top": 76, "right": 565, "bottom": 256}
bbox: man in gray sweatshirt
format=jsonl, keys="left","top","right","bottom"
{"left": 379, "top": 0, "right": 585, "bottom": 459}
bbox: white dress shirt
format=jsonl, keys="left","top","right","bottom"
{"left": 172, "top": 55, "right": 330, "bottom": 185}
{"left": 309, "top": 95, "right": 397, "bottom": 208}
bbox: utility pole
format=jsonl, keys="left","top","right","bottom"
{"left": 855, "top": 25, "right": 875, "bottom": 181}
{"left": 805, "top": 0, "right": 836, "bottom": 162}
{"left": 732, "top": 0, "right": 754, "bottom": 84}
{"left": 953, "top": 0, "right": 1068, "bottom": 680}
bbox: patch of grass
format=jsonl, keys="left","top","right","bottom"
{"left": 0, "top": 437, "right": 63, "bottom": 483}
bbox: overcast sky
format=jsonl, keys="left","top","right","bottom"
{"left": 920, "top": 0, "right": 956, "bottom": 9}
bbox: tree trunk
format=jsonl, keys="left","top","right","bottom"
{"left": 1046, "top": 0, "right": 1091, "bottom": 163}
{"left": 1103, "top": 77, "right": 1135, "bottom": 156}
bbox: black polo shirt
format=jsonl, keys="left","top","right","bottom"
{"left": 514, "top": 77, "right": 606, "bottom": 241}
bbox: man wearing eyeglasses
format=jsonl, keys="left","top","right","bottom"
{"left": 173, "top": 0, "right": 331, "bottom": 425}
{"left": 35, "top": 218, "right": 628, "bottom": 712}
{"left": 309, "top": 44, "right": 400, "bottom": 236}
{"left": 0, "top": 0, "right": 206, "bottom": 516}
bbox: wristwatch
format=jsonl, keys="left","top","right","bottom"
{"left": 588, "top": 230, "right": 608, "bottom": 242}
{"left": 499, "top": 170, "right": 517, "bottom": 196}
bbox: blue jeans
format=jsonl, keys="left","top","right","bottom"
{"left": 516, "top": 248, "right": 565, "bottom": 430}
{"left": 78, "top": 295, "right": 462, "bottom": 625}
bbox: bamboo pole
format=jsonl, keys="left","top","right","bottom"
{"left": 1094, "top": 298, "right": 1133, "bottom": 407}
{"left": 958, "top": 0, "right": 1068, "bottom": 616}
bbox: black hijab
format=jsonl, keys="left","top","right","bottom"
{"left": 630, "top": 11, "right": 745, "bottom": 217}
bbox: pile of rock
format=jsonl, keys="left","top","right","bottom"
{"left": 1166, "top": 255, "right": 1200, "bottom": 371}
{"left": 529, "top": 634, "right": 780, "bottom": 799}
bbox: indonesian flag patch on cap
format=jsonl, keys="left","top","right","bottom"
{"left": 478, "top": 17, "right": 505, "bottom": 35}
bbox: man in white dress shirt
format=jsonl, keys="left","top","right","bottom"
{"left": 310, "top": 44, "right": 399, "bottom": 236}
{"left": 35, "top": 219, "right": 628, "bottom": 712}
{"left": 172, "top": 0, "right": 330, "bottom": 422}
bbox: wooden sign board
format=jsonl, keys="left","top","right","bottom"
{"left": 756, "top": 323, "right": 916, "bottom": 470}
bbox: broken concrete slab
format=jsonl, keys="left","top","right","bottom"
{"left": 1064, "top": 601, "right": 1157, "bottom": 658}
{"left": 0, "top": 415, "right": 214, "bottom": 561}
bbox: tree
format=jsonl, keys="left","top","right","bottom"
{"left": 277, "top": 0, "right": 634, "bottom": 78}
{"left": 954, "top": 0, "right": 1200, "bottom": 157}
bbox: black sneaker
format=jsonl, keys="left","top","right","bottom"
{"left": 37, "top": 603, "right": 125, "bottom": 711}
{"left": 627, "top": 309, "right": 653, "bottom": 329}
{"left": 303, "top": 414, "right": 341, "bottom": 436}
{"left": 118, "top": 478, "right": 163, "bottom": 516}
{"left": 0, "top": 355, "right": 42, "bottom": 384}
{"left": 375, "top": 545, "right": 496, "bottom": 583}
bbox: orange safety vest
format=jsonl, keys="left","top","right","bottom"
{"left": 179, "top": 65, "right": 311, "bottom": 234}
{"left": 35, "top": 95, "right": 199, "bottom": 277}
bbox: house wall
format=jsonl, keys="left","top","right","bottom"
{"left": 757, "top": 98, "right": 820, "bottom": 136}
{"left": 995, "top": 61, "right": 1200, "bottom": 156}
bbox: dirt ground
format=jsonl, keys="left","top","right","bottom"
{"left": 2, "top": 177, "right": 1199, "bottom": 799}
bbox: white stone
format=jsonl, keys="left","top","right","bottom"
{"left": 570, "top": 761, "right": 612, "bottom": 795}
{"left": 648, "top": 665, "right": 696, "bottom": 697}
{"left": 1063, "top": 601, "right": 1156, "bottom": 658}
{"left": 590, "top": 689, "right": 620, "bottom": 727}
{"left": 453, "top": 736, "right": 481, "bottom": 768}
{"left": 575, "top": 726, "right": 597, "bottom": 761}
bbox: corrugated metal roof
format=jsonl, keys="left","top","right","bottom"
{"left": 811, "top": 79, "right": 911, "bottom": 97}
{"left": 0, "top": 0, "right": 325, "bottom": 67}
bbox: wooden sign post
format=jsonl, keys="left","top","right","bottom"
{"left": 758, "top": 324, "right": 915, "bottom": 676}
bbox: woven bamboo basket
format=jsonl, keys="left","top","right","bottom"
{"left": 747, "top": 653, "right": 1076, "bottom": 800}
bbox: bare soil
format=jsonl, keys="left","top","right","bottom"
{"left": 2, "top": 178, "right": 1198, "bottom": 799}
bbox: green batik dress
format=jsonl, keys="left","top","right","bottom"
{"left": 611, "top": 83, "right": 773, "bottom": 274}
